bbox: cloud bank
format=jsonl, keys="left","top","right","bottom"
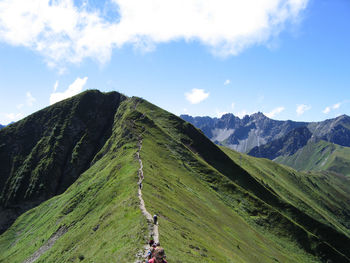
{"left": 0, "top": 0, "right": 308, "bottom": 65}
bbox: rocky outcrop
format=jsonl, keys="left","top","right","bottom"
{"left": 181, "top": 112, "right": 307, "bottom": 152}
{"left": 248, "top": 126, "right": 312, "bottom": 159}
{"left": 181, "top": 113, "right": 350, "bottom": 155}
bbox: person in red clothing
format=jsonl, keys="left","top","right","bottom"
{"left": 148, "top": 247, "right": 167, "bottom": 263}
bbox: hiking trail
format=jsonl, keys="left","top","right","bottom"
{"left": 135, "top": 138, "right": 159, "bottom": 262}
{"left": 22, "top": 227, "right": 67, "bottom": 263}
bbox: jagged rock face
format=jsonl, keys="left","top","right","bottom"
{"left": 0, "top": 90, "right": 125, "bottom": 233}
{"left": 181, "top": 113, "right": 307, "bottom": 152}
{"left": 248, "top": 126, "right": 312, "bottom": 159}
{"left": 181, "top": 113, "right": 350, "bottom": 155}
{"left": 308, "top": 115, "right": 350, "bottom": 147}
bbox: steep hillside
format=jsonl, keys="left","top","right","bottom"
{"left": 275, "top": 140, "right": 350, "bottom": 175}
{"left": 248, "top": 126, "right": 312, "bottom": 159}
{"left": 222, "top": 147, "right": 350, "bottom": 239}
{"left": 0, "top": 90, "right": 126, "bottom": 233}
{"left": 1, "top": 91, "right": 350, "bottom": 262}
{"left": 0, "top": 96, "right": 146, "bottom": 262}
{"left": 135, "top": 99, "right": 350, "bottom": 262}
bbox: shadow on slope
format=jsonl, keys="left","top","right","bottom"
{"left": 0, "top": 90, "right": 125, "bottom": 234}
{"left": 135, "top": 98, "right": 350, "bottom": 262}
{"left": 0, "top": 97, "right": 147, "bottom": 263}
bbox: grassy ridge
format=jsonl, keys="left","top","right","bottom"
{"left": 222, "top": 147, "right": 350, "bottom": 238}
{"left": 1, "top": 93, "right": 350, "bottom": 262}
{"left": 0, "top": 90, "right": 124, "bottom": 233}
{"left": 275, "top": 140, "right": 350, "bottom": 176}
{"left": 0, "top": 99, "right": 146, "bottom": 262}
{"left": 135, "top": 99, "right": 319, "bottom": 262}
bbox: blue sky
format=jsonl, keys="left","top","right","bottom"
{"left": 0, "top": 0, "right": 349, "bottom": 125}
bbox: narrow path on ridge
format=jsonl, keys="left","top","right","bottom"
{"left": 135, "top": 138, "right": 159, "bottom": 262}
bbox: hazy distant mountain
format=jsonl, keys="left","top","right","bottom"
{"left": 181, "top": 113, "right": 307, "bottom": 152}
{"left": 181, "top": 113, "right": 350, "bottom": 154}
{"left": 248, "top": 126, "right": 312, "bottom": 159}
{"left": 0, "top": 125, "right": 4, "bottom": 130}
{"left": 248, "top": 115, "right": 350, "bottom": 161}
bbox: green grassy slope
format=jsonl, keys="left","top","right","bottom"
{"left": 0, "top": 98, "right": 146, "bottom": 262}
{"left": 1, "top": 92, "right": 350, "bottom": 262}
{"left": 0, "top": 90, "right": 125, "bottom": 233}
{"left": 134, "top": 98, "right": 350, "bottom": 262}
{"left": 222, "top": 147, "right": 350, "bottom": 239}
{"left": 275, "top": 140, "right": 350, "bottom": 176}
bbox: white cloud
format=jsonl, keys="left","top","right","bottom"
{"left": 26, "top": 92, "right": 36, "bottom": 106}
{"left": 224, "top": 79, "right": 231, "bottom": 86}
{"left": 322, "top": 106, "right": 331, "bottom": 114}
{"left": 0, "top": 0, "right": 309, "bottom": 66}
{"left": 50, "top": 77, "right": 88, "bottom": 105}
{"left": 53, "top": 80, "right": 59, "bottom": 91}
{"left": 265, "top": 106, "right": 285, "bottom": 118}
{"left": 323, "top": 102, "right": 342, "bottom": 114}
{"left": 185, "top": 88, "right": 209, "bottom": 104}
{"left": 296, "top": 104, "right": 311, "bottom": 116}
{"left": 333, "top": 102, "right": 341, "bottom": 109}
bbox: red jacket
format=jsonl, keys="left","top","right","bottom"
{"left": 148, "top": 258, "right": 168, "bottom": 263}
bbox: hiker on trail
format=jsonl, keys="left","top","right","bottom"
{"left": 149, "top": 236, "right": 155, "bottom": 247}
{"left": 153, "top": 214, "right": 158, "bottom": 225}
{"left": 148, "top": 247, "right": 167, "bottom": 263}
{"left": 139, "top": 182, "right": 142, "bottom": 189}
{"left": 146, "top": 244, "right": 156, "bottom": 261}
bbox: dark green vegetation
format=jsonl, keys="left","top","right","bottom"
{"left": 1, "top": 90, "right": 350, "bottom": 262}
{"left": 0, "top": 90, "right": 125, "bottom": 233}
{"left": 275, "top": 140, "right": 350, "bottom": 175}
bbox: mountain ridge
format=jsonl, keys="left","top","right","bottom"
{"left": 275, "top": 139, "right": 350, "bottom": 175}
{"left": 0, "top": 90, "right": 126, "bottom": 233}
{"left": 1, "top": 91, "right": 350, "bottom": 262}
{"left": 181, "top": 113, "right": 350, "bottom": 153}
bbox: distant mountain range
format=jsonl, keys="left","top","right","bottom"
{"left": 0, "top": 124, "right": 4, "bottom": 130}
{"left": 181, "top": 113, "right": 350, "bottom": 153}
